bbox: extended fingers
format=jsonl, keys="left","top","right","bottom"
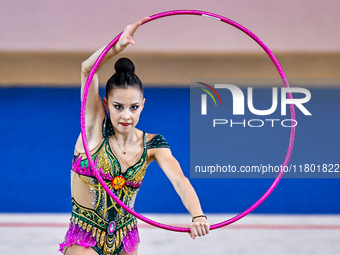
{"left": 129, "top": 16, "right": 150, "bottom": 36}
{"left": 140, "top": 16, "right": 150, "bottom": 24}
{"left": 119, "top": 17, "right": 150, "bottom": 47}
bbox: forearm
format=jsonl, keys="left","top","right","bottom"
{"left": 81, "top": 44, "right": 120, "bottom": 75}
{"left": 154, "top": 147, "right": 210, "bottom": 237}
{"left": 79, "top": 43, "right": 120, "bottom": 139}
{"left": 174, "top": 177, "right": 204, "bottom": 217}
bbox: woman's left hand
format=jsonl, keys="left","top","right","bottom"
{"left": 115, "top": 16, "right": 150, "bottom": 53}
{"left": 189, "top": 217, "right": 210, "bottom": 239}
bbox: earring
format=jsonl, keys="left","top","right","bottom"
{"left": 103, "top": 112, "right": 115, "bottom": 139}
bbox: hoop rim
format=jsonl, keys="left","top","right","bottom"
{"left": 80, "top": 10, "right": 296, "bottom": 232}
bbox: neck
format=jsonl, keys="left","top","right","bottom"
{"left": 113, "top": 128, "right": 136, "bottom": 146}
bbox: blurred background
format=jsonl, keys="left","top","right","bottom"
{"left": 0, "top": 1, "right": 339, "bottom": 254}
{"left": 1, "top": 0, "right": 339, "bottom": 84}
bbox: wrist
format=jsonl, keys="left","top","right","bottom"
{"left": 192, "top": 215, "right": 207, "bottom": 222}
{"left": 113, "top": 43, "right": 125, "bottom": 54}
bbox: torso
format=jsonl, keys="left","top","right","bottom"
{"left": 72, "top": 130, "right": 151, "bottom": 214}
{"left": 67, "top": 124, "right": 169, "bottom": 255}
{"left": 71, "top": 129, "right": 168, "bottom": 218}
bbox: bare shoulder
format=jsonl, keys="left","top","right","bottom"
{"left": 145, "top": 132, "right": 157, "bottom": 143}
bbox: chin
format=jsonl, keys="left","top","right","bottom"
{"left": 117, "top": 125, "right": 134, "bottom": 133}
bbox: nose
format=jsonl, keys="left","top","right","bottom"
{"left": 122, "top": 109, "right": 131, "bottom": 120}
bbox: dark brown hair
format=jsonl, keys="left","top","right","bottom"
{"left": 105, "top": 57, "right": 143, "bottom": 98}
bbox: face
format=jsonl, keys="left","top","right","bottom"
{"left": 104, "top": 87, "right": 145, "bottom": 134}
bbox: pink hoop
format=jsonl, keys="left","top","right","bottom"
{"left": 80, "top": 10, "right": 296, "bottom": 232}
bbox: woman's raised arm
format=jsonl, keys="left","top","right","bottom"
{"left": 76, "top": 17, "right": 150, "bottom": 153}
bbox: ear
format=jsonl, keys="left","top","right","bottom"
{"left": 103, "top": 97, "right": 108, "bottom": 110}
{"left": 141, "top": 98, "right": 146, "bottom": 109}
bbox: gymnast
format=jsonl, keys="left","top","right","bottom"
{"left": 59, "top": 17, "right": 210, "bottom": 255}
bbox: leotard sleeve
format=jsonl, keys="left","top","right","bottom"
{"left": 146, "top": 134, "right": 170, "bottom": 149}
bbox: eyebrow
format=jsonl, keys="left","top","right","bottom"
{"left": 113, "top": 101, "right": 140, "bottom": 105}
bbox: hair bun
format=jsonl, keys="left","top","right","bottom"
{"left": 114, "top": 57, "right": 135, "bottom": 74}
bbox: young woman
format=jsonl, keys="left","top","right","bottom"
{"left": 59, "top": 17, "right": 210, "bottom": 255}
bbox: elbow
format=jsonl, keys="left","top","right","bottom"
{"left": 81, "top": 61, "right": 91, "bottom": 76}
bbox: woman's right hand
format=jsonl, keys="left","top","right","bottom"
{"left": 115, "top": 17, "right": 150, "bottom": 53}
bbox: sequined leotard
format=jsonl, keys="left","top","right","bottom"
{"left": 59, "top": 120, "right": 169, "bottom": 255}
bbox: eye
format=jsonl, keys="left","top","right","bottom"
{"left": 114, "top": 105, "right": 123, "bottom": 110}
{"left": 130, "top": 105, "right": 139, "bottom": 111}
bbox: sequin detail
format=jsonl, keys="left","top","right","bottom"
{"left": 122, "top": 225, "right": 140, "bottom": 254}
{"left": 58, "top": 221, "right": 96, "bottom": 252}
{"left": 103, "top": 114, "right": 115, "bottom": 139}
{"left": 146, "top": 134, "right": 170, "bottom": 149}
{"left": 60, "top": 123, "right": 170, "bottom": 254}
{"left": 111, "top": 176, "right": 126, "bottom": 190}
{"left": 59, "top": 199, "right": 139, "bottom": 255}
{"left": 108, "top": 222, "right": 116, "bottom": 235}
{"left": 72, "top": 154, "right": 113, "bottom": 181}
